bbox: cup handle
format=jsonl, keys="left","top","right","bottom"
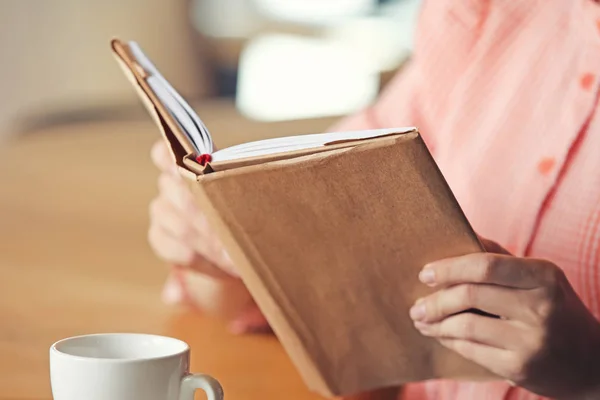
{"left": 179, "top": 374, "right": 224, "bottom": 400}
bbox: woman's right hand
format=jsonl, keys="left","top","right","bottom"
{"left": 148, "top": 140, "right": 269, "bottom": 334}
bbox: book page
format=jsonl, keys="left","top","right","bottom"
{"left": 212, "top": 127, "right": 416, "bottom": 162}
{"left": 128, "top": 42, "right": 213, "bottom": 155}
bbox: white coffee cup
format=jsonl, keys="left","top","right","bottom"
{"left": 50, "top": 333, "right": 224, "bottom": 400}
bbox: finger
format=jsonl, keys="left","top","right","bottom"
{"left": 149, "top": 196, "right": 194, "bottom": 240}
{"left": 148, "top": 224, "right": 195, "bottom": 265}
{"left": 194, "top": 231, "right": 235, "bottom": 272}
{"left": 151, "top": 140, "right": 179, "bottom": 174}
{"left": 438, "top": 338, "right": 515, "bottom": 379}
{"left": 156, "top": 173, "right": 218, "bottom": 249}
{"left": 414, "top": 313, "right": 521, "bottom": 349}
{"left": 170, "top": 205, "right": 234, "bottom": 274}
{"left": 161, "top": 272, "right": 186, "bottom": 305}
{"left": 157, "top": 172, "right": 198, "bottom": 215}
{"left": 149, "top": 218, "right": 233, "bottom": 279}
{"left": 420, "top": 253, "right": 550, "bottom": 289}
{"left": 149, "top": 197, "right": 222, "bottom": 278}
{"left": 149, "top": 228, "right": 232, "bottom": 279}
{"left": 410, "top": 284, "right": 524, "bottom": 323}
{"left": 186, "top": 253, "right": 236, "bottom": 280}
{"left": 151, "top": 194, "right": 235, "bottom": 277}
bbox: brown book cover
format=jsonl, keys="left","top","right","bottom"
{"left": 111, "top": 39, "right": 495, "bottom": 397}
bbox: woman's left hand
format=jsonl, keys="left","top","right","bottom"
{"left": 410, "top": 239, "right": 600, "bottom": 399}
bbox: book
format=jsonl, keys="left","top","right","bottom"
{"left": 111, "top": 38, "right": 495, "bottom": 397}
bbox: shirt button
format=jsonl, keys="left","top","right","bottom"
{"left": 580, "top": 73, "right": 595, "bottom": 91}
{"left": 537, "top": 157, "right": 556, "bottom": 175}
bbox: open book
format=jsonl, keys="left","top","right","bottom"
{"left": 112, "top": 38, "right": 494, "bottom": 398}
{"left": 124, "top": 40, "right": 415, "bottom": 164}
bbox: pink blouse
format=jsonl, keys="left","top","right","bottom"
{"left": 332, "top": 0, "right": 600, "bottom": 398}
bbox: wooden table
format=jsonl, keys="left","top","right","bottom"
{"left": 0, "top": 100, "right": 340, "bottom": 400}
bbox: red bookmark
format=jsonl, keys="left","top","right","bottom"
{"left": 196, "top": 154, "right": 212, "bottom": 166}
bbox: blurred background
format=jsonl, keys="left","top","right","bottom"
{"left": 0, "top": 1, "right": 421, "bottom": 398}
{"left": 0, "top": 0, "right": 421, "bottom": 135}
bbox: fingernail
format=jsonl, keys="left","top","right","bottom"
{"left": 410, "top": 303, "right": 426, "bottom": 321}
{"left": 419, "top": 268, "right": 436, "bottom": 285}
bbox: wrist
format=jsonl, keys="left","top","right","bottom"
{"left": 554, "top": 316, "right": 600, "bottom": 400}
{"left": 569, "top": 322, "right": 600, "bottom": 400}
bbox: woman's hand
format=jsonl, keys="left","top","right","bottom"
{"left": 410, "top": 239, "right": 600, "bottom": 399}
{"left": 148, "top": 140, "right": 269, "bottom": 334}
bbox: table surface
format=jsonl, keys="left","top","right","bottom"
{"left": 0, "top": 100, "right": 341, "bottom": 400}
